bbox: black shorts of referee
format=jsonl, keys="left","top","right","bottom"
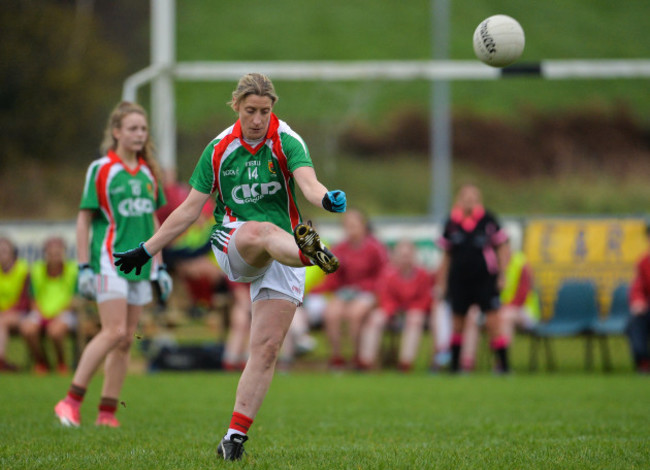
{"left": 448, "top": 272, "right": 501, "bottom": 316}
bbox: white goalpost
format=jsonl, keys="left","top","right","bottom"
{"left": 125, "top": 59, "right": 650, "bottom": 100}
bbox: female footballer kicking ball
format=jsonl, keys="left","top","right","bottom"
{"left": 54, "top": 102, "right": 171, "bottom": 427}
{"left": 113, "top": 73, "right": 345, "bottom": 460}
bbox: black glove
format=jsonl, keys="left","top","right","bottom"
{"left": 322, "top": 190, "right": 347, "bottom": 213}
{"left": 114, "top": 242, "right": 152, "bottom": 276}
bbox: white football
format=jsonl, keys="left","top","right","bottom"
{"left": 473, "top": 15, "right": 525, "bottom": 68}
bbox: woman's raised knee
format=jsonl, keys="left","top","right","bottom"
{"left": 237, "top": 221, "right": 276, "bottom": 246}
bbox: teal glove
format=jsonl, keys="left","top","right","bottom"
{"left": 322, "top": 190, "right": 347, "bottom": 213}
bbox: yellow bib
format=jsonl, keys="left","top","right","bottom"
{"left": 500, "top": 251, "right": 541, "bottom": 320}
{"left": 30, "top": 261, "right": 78, "bottom": 319}
{"left": 0, "top": 259, "right": 29, "bottom": 311}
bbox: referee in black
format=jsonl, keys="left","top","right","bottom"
{"left": 436, "top": 184, "right": 511, "bottom": 373}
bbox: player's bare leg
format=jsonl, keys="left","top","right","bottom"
{"left": 0, "top": 313, "right": 21, "bottom": 371}
{"left": 71, "top": 299, "right": 130, "bottom": 387}
{"left": 234, "top": 221, "right": 338, "bottom": 274}
{"left": 358, "top": 309, "right": 387, "bottom": 368}
{"left": 233, "top": 298, "right": 295, "bottom": 416}
{"left": 323, "top": 297, "right": 346, "bottom": 366}
{"left": 499, "top": 305, "right": 518, "bottom": 343}
{"left": 234, "top": 222, "right": 307, "bottom": 268}
{"left": 97, "top": 303, "right": 142, "bottom": 426}
{"left": 218, "top": 298, "right": 296, "bottom": 460}
{"left": 430, "top": 303, "right": 452, "bottom": 371}
{"left": 223, "top": 286, "right": 251, "bottom": 370}
{"left": 55, "top": 299, "right": 129, "bottom": 427}
{"left": 346, "top": 297, "right": 375, "bottom": 362}
{"left": 461, "top": 307, "right": 481, "bottom": 371}
{"left": 20, "top": 320, "right": 49, "bottom": 371}
{"left": 46, "top": 318, "right": 69, "bottom": 372}
{"left": 398, "top": 312, "right": 426, "bottom": 371}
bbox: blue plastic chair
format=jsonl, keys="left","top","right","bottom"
{"left": 591, "top": 283, "right": 631, "bottom": 372}
{"left": 530, "top": 280, "right": 600, "bottom": 371}
{"left": 593, "top": 283, "right": 630, "bottom": 335}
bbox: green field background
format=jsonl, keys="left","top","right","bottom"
{"left": 3, "top": 0, "right": 649, "bottom": 219}
{"left": 157, "top": 0, "right": 650, "bottom": 217}
{"left": 2, "top": 369, "right": 649, "bottom": 469}
{"left": 173, "top": 0, "right": 650, "bottom": 127}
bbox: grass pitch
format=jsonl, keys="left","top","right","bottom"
{"left": 1, "top": 370, "right": 649, "bottom": 469}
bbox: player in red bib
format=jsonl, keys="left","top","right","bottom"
{"left": 358, "top": 239, "right": 434, "bottom": 371}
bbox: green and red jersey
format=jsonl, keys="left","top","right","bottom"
{"left": 80, "top": 150, "right": 165, "bottom": 280}
{"left": 189, "top": 113, "right": 313, "bottom": 250}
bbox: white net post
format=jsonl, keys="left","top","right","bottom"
{"left": 150, "top": 0, "right": 177, "bottom": 171}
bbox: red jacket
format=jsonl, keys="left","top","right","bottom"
{"left": 376, "top": 266, "right": 434, "bottom": 316}
{"left": 630, "top": 253, "right": 650, "bottom": 308}
{"left": 312, "top": 235, "right": 388, "bottom": 294}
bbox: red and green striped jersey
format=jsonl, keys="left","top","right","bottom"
{"left": 80, "top": 150, "right": 165, "bottom": 281}
{"left": 189, "top": 114, "right": 313, "bottom": 241}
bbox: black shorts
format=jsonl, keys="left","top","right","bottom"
{"left": 448, "top": 274, "right": 500, "bottom": 316}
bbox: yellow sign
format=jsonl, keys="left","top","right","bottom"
{"left": 524, "top": 219, "right": 646, "bottom": 318}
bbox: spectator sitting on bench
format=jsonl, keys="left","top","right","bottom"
{"left": 316, "top": 209, "right": 389, "bottom": 369}
{"left": 0, "top": 236, "right": 30, "bottom": 372}
{"left": 20, "top": 237, "right": 78, "bottom": 374}
{"left": 627, "top": 224, "right": 650, "bottom": 374}
{"left": 358, "top": 239, "right": 434, "bottom": 372}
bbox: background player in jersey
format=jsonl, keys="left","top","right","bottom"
{"left": 113, "top": 73, "right": 346, "bottom": 461}
{"left": 358, "top": 239, "right": 434, "bottom": 371}
{"left": 436, "top": 184, "right": 511, "bottom": 373}
{"left": 54, "top": 102, "right": 170, "bottom": 427}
